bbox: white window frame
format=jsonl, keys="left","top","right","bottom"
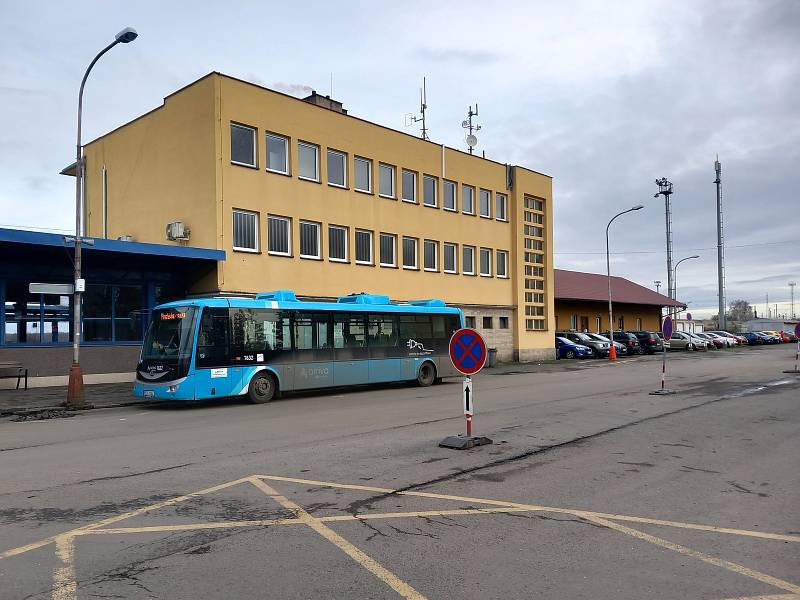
{"left": 423, "top": 175, "right": 438, "bottom": 208}
{"left": 496, "top": 193, "right": 508, "bottom": 221}
{"left": 378, "top": 163, "right": 396, "bottom": 199}
{"left": 479, "top": 247, "right": 492, "bottom": 277}
{"left": 328, "top": 225, "right": 348, "bottom": 263}
{"left": 463, "top": 245, "right": 475, "bottom": 275}
{"left": 354, "top": 156, "right": 372, "bottom": 193}
{"left": 443, "top": 242, "right": 457, "bottom": 274}
{"left": 402, "top": 170, "right": 418, "bottom": 203}
{"left": 479, "top": 189, "right": 492, "bottom": 218}
{"left": 327, "top": 149, "right": 347, "bottom": 188}
{"left": 232, "top": 209, "right": 259, "bottom": 253}
{"left": 299, "top": 220, "right": 321, "bottom": 260}
{"left": 443, "top": 180, "right": 457, "bottom": 212}
{"left": 496, "top": 250, "right": 509, "bottom": 278}
{"left": 355, "top": 229, "right": 373, "bottom": 265}
{"left": 298, "top": 142, "right": 320, "bottom": 182}
{"left": 379, "top": 233, "right": 397, "bottom": 267}
{"left": 265, "top": 133, "right": 289, "bottom": 175}
{"left": 402, "top": 236, "right": 418, "bottom": 270}
{"left": 462, "top": 185, "right": 475, "bottom": 215}
{"left": 230, "top": 123, "right": 257, "bottom": 168}
{"left": 423, "top": 239, "right": 438, "bottom": 272}
{"left": 267, "top": 215, "right": 291, "bottom": 257}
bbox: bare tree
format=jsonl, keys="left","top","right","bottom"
{"left": 727, "top": 299, "right": 754, "bottom": 322}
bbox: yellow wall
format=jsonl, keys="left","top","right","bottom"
{"left": 554, "top": 300, "right": 662, "bottom": 332}
{"left": 83, "top": 73, "right": 556, "bottom": 355}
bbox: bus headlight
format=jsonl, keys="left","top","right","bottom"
{"left": 168, "top": 385, "right": 178, "bottom": 393}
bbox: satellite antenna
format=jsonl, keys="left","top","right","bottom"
{"left": 407, "top": 77, "right": 429, "bottom": 140}
{"left": 462, "top": 104, "right": 481, "bottom": 154}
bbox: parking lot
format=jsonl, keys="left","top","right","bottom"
{"left": 1, "top": 345, "right": 798, "bottom": 599}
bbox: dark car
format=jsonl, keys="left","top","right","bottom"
{"left": 740, "top": 332, "right": 764, "bottom": 345}
{"left": 603, "top": 331, "right": 642, "bottom": 355}
{"left": 755, "top": 331, "right": 782, "bottom": 344}
{"left": 631, "top": 331, "right": 664, "bottom": 354}
{"left": 555, "top": 336, "right": 593, "bottom": 359}
{"left": 556, "top": 331, "right": 610, "bottom": 357}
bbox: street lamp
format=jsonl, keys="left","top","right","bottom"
{"left": 67, "top": 27, "right": 138, "bottom": 410}
{"left": 606, "top": 205, "right": 644, "bottom": 360}
{"left": 673, "top": 255, "right": 700, "bottom": 320}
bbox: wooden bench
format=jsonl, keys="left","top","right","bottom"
{"left": 0, "top": 361, "right": 28, "bottom": 390}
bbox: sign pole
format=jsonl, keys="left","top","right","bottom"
{"left": 650, "top": 316, "right": 677, "bottom": 395}
{"left": 464, "top": 376, "right": 473, "bottom": 436}
{"left": 784, "top": 324, "right": 800, "bottom": 374}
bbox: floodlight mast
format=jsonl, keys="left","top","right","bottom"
{"left": 654, "top": 177, "right": 675, "bottom": 315}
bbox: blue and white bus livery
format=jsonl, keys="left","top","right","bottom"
{"left": 134, "top": 290, "right": 463, "bottom": 403}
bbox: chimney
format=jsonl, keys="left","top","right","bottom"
{"left": 303, "top": 90, "right": 347, "bottom": 114}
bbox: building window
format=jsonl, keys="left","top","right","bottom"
{"left": 482, "top": 316, "right": 493, "bottom": 329}
{"left": 268, "top": 215, "right": 291, "bottom": 256}
{"left": 441, "top": 180, "right": 456, "bottom": 211}
{"left": 636, "top": 318, "right": 642, "bottom": 330}
{"left": 266, "top": 133, "right": 288, "bottom": 174}
{"left": 299, "top": 220, "right": 321, "bottom": 259}
{"left": 232, "top": 209, "right": 259, "bottom": 252}
{"left": 496, "top": 193, "right": 507, "bottom": 221}
{"left": 443, "top": 242, "right": 457, "bottom": 273}
{"left": 465, "top": 316, "right": 476, "bottom": 328}
{"left": 298, "top": 142, "right": 319, "bottom": 181}
{"left": 379, "top": 163, "right": 395, "bottom": 198}
{"left": 526, "top": 292, "right": 545, "bottom": 303}
{"left": 479, "top": 189, "right": 492, "bottom": 218}
{"left": 423, "top": 175, "right": 437, "bottom": 207}
{"left": 570, "top": 314, "right": 578, "bottom": 330}
{"left": 496, "top": 250, "right": 508, "bottom": 278}
{"left": 230, "top": 123, "right": 256, "bottom": 167}
{"left": 423, "top": 239, "right": 438, "bottom": 271}
{"left": 595, "top": 316, "right": 602, "bottom": 332}
{"left": 526, "top": 319, "right": 546, "bottom": 331}
{"left": 526, "top": 306, "right": 545, "bottom": 316}
{"left": 327, "top": 149, "right": 347, "bottom": 187}
{"left": 479, "top": 247, "right": 492, "bottom": 277}
{"left": 379, "top": 233, "right": 396, "bottom": 267}
{"left": 82, "top": 284, "right": 144, "bottom": 342}
{"left": 354, "top": 156, "right": 372, "bottom": 193}
{"left": 499, "top": 316, "right": 509, "bottom": 329}
{"left": 329, "top": 225, "right": 348, "bottom": 262}
{"left": 402, "top": 170, "right": 417, "bottom": 203}
{"left": 462, "top": 185, "right": 475, "bottom": 214}
{"left": 524, "top": 279, "right": 544, "bottom": 290}
{"left": 463, "top": 245, "right": 475, "bottom": 275}
{"left": 402, "top": 237, "right": 418, "bottom": 269}
{"left": 525, "top": 197, "right": 545, "bottom": 211}
{"left": 524, "top": 225, "right": 544, "bottom": 237}
{"left": 355, "top": 229, "right": 373, "bottom": 264}
{"left": 525, "top": 239, "right": 545, "bottom": 250}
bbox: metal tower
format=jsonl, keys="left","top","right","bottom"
{"left": 654, "top": 178, "right": 675, "bottom": 306}
{"left": 790, "top": 282, "right": 796, "bottom": 319}
{"left": 715, "top": 158, "right": 727, "bottom": 329}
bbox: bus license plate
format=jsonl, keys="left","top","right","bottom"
{"left": 143, "top": 390, "right": 155, "bottom": 398}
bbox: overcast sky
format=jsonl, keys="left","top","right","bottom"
{"left": 2, "top": 0, "right": 798, "bottom": 319}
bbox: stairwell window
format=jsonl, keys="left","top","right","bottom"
{"left": 232, "top": 209, "right": 259, "bottom": 252}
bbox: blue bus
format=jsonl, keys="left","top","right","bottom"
{"left": 134, "top": 290, "right": 463, "bottom": 403}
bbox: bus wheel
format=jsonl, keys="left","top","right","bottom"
{"left": 416, "top": 362, "right": 436, "bottom": 387}
{"left": 248, "top": 372, "right": 276, "bottom": 404}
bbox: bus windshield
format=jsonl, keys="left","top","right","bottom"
{"left": 141, "top": 306, "right": 197, "bottom": 362}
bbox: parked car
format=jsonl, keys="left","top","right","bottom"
{"left": 557, "top": 331, "right": 610, "bottom": 357}
{"left": 740, "top": 332, "right": 764, "bottom": 345}
{"left": 655, "top": 332, "right": 671, "bottom": 350}
{"left": 785, "top": 331, "right": 798, "bottom": 343}
{"left": 631, "top": 331, "right": 664, "bottom": 354}
{"left": 708, "top": 330, "right": 747, "bottom": 344}
{"left": 696, "top": 332, "right": 723, "bottom": 349}
{"left": 555, "top": 336, "right": 593, "bottom": 359}
{"left": 704, "top": 332, "right": 736, "bottom": 348}
{"left": 666, "top": 331, "right": 694, "bottom": 351}
{"left": 755, "top": 331, "right": 782, "bottom": 344}
{"left": 586, "top": 333, "right": 626, "bottom": 356}
{"left": 763, "top": 330, "right": 785, "bottom": 342}
{"left": 777, "top": 331, "right": 793, "bottom": 343}
{"left": 687, "top": 332, "right": 710, "bottom": 351}
{"left": 603, "top": 331, "right": 642, "bottom": 355}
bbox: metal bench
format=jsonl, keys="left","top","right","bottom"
{"left": 0, "top": 362, "right": 28, "bottom": 390}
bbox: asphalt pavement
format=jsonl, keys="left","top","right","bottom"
{"left": 1, "top": 345, "right": 798, "bottom": 599}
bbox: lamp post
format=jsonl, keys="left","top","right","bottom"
{"left": 654, "top": 178, "right": 674, "bottom": 299}
{"left": 606, "top": 205, "right": 644, "bottom": 360}
{"left": 67, "top": 27, "right": 138, "bottom": 410}
{"left": 673, "top": 255, "right": 700, "bottom": 308}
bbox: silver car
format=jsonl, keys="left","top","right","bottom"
{"left": 667, "top": 331, "right": 693, "bottom": 351}
{"left": 687, "top": 332, "right": 710, "bottom": 351}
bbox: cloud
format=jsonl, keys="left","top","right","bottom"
{"left": 270, "top": 82, "right": 314, "bottom": 97}
{"left": 413, "top": 47, "right": 499, "bottom": 65}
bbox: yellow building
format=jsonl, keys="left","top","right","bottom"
{"left": 81, "top": 73, "right": 555, "bottom": 361}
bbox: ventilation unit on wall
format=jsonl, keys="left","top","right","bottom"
{"left": 165, "top": 221, "right": 191, "bottom": 241}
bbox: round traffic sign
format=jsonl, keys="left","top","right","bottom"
{"left": 686, "top": 312, "right": 692, "bottom": 321}
{"left": 662, "top": 316, "right": 673, "bottom": 340}
{"left": 449, "top": 328, "right": 487, "bottom": 375}
{"left": 795, "top": 322, "right": 800, "bottom": 338}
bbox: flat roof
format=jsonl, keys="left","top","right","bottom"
{"left": 0, "top": 227, "right": 225, "bottom": 262}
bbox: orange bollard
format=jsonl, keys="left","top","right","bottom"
{"left": 608, "top": 344, "right": 617, "bottom": 361}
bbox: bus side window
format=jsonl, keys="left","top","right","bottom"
{"left": 334, "top": 313, "right": 366, "bottom": 348}
{"left": 368, "top": 314, "right": 398, "bottom": 347}
{"left": 431, "top": 316, "right": 446, "bottom": 339}
{"left": 293, "top": 312, "right": 330, "bottom": 350}
{"left": 196, "top": 307, "right": 230, "bottom": 368}
{"left": 399, "top": 314, "right": 432, "bottom": 341}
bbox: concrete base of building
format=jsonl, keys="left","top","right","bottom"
{"left": 0, "top": 371, "right": 135, "bottom": 390}
{"left": 514, "top": 348, "right": 557, "bottom": 362}
{"left": 0, "top": 345, "right": 141, "bottom": 378}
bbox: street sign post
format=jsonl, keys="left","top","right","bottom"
{"left": 440, "top": 328, "right": 492, "bottom": 450}
{"left": 784, "top": 323, "right": 800, "bottom": 374}
{"left": 650, "top": 316, "right": 676, "bottom": 395}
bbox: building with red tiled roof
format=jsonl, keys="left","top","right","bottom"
{"left": 554, "top": 269, "right": 685, "bottom": 332}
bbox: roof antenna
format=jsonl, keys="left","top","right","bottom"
{"left": 462, "top": 104, "right": 481, "bottom": 154}
{"left": 330, "top": 72, "right": 333, "bottom": 97}
{"left": 406, "top": 77, "right": 429, "bottom": 140}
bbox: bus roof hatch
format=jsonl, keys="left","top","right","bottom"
{"left": 255, "top": 290, "right": 298, "bottom": 302}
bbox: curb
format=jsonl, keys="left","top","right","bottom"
{"left": 1, "top": 400, "right": 153, "bottom": 418}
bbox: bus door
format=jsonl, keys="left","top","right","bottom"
{"left": 195, "top": 307, "right": 242, "bottom": 398}
{"left": 367, "top": 314, "right": 402, "bottom": 382}
{"left": 291, "top": 312, "right": 334, "bottom": 390}
{"left": 333, "top": 313, "right": 369, "bottom": 386}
